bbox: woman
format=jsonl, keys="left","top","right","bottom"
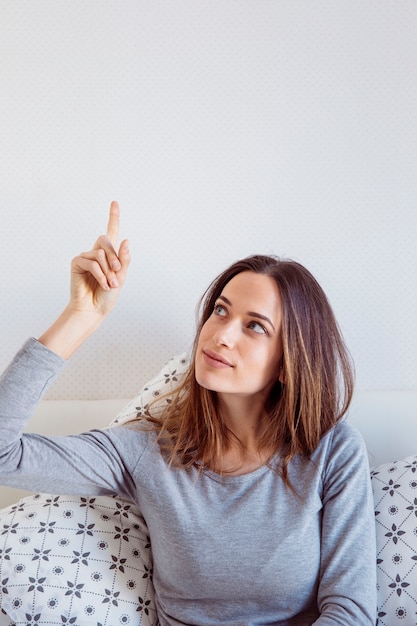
{"left": 0, "top": 202, "right": 376, "bottom": 625}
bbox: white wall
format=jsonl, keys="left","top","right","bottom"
{"left": 0, "top": 0, "right": 416, "bottom": 399}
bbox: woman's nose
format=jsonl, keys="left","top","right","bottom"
{"left": 213, "top": 321, "right": 238, "bottom": 348}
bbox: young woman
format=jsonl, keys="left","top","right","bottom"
{"left": 0, "top": 202, "right": 376, "bottom": 625}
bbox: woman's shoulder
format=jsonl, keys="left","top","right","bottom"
{"left": 90, "top": 420, "right": 158, "bottom": 464}
{"left": 107, "top": 419, "right": 158, "bottom": 442}
{"left": 309, "top": 419, "right": 369, "bottom": 471}
{"left": 321, "top": 419, "right": 370, "bottom": 477}
{"left": 331, "top": 418, "right": 367, "bottom": 450}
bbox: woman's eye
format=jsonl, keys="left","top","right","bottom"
{"left": 248, "top": 321, "right": 268, "bottom": 335}
{"left": 214, "top": 304, "right": 227, "bottom": 317}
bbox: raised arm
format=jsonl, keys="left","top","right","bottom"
{"left": 38, "top": 201, "right": 130, "bottom": 359}
{"left": 0, "top": 202, "right": 135, "bottom": 495}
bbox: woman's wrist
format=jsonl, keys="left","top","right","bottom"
{"left": 37, "top": 306, "right": 105, "bottom": 360}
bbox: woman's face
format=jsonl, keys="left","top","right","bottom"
{"left": 195, "top": 271, "right": 283, "bottom": 404}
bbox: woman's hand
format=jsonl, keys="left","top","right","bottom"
{"left": 38, "top": 202, "right": 131, "bottom": 359}
{"left": 69, "top": 201, "right": 130, "bottom": 317}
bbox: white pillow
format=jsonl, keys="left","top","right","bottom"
{"left": 111, "top": 352, "right": 189, "bottom": 426}
{"left": 371, "top": 454, "right": 417, "bottom": 624}
{"left": 0, "top": 493, "right": 156, "bottom": 625}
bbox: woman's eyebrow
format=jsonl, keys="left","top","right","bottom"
{"left": 217, "top": 295, "right": 276, "bottom": 332}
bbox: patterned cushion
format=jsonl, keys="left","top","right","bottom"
{"left": 110, "top": 352, "right": 189, "bottom": 427}
{"left": 0, "top": 354, "right": 190, "bottom": 626}
{"left": 372, "top": 455, "right": 417, "bottom": 624}
{"left": 0, "top": 493, "right": 156, "bottom": 625}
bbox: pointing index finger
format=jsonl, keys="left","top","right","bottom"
{"left": 106, "top": 201, "right": 120, "bottom": 246}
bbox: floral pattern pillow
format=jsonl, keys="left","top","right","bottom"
{"left": 372, "top": 454, "right": 417, "bottom": 624}
{"left": 0, "top": 493, "right": 156, "bottom": 625}
{"left": 110, "top": 353, "right": 189, "bottom": 427}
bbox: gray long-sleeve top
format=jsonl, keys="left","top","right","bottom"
{"left": 0, "top": 339, "right": 377, "bottom": 625}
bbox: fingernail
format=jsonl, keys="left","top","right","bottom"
{"left": 111, "top": 260, "right": 121, "bottom": 270}
{"left": 110, "top": 278, "right": 119, "bottom": 288}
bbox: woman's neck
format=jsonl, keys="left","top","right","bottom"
{"left": 217, "top": 392, "right": 266, "bottom": 444}
{"left": 212, "top": 392, "right": 273, "bottom": 475}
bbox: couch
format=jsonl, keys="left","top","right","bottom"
{"left": 0, "top": 353, "right": 416, "bottom": 625}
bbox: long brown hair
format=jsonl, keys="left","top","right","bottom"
{"left": 143, "top": 255, "right": 354, "bottom": 484}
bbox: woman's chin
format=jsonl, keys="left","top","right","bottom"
{"left": 195, "top": 366, "right": 222, "bottom": 393}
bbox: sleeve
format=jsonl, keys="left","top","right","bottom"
{"left": 0, "top": 338, "right": 65, "bottom": 419}
{"left": 313, "top": 422, "right": 377, "bottom": 625}
{"left": 0, "top": 338, "right": 144, "bottom": 501}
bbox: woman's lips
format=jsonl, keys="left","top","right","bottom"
{"left": 203, "top": 350, "right": 233, "bottom": 368}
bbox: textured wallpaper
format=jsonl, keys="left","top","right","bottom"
{"left": 1, "top": 0, "right": 416, "bottom": 399}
